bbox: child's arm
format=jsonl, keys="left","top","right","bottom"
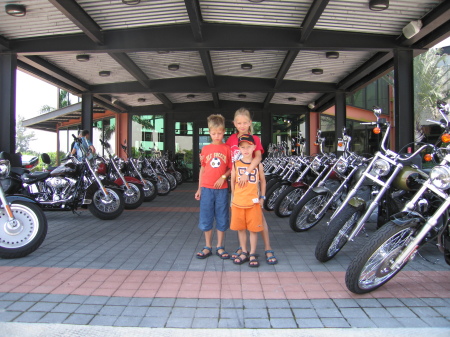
{"left": 258, "top": 163, "right": 266, "bottom": 208}
{"left": 213, "top": 168, "right": 230, "bottom": 189}
{"left": 238, "top": 150, "right": 262, "bottom": 187}
{"left": 195, "top": 166, "right": 204, "bottom": 200}
{"left": 230, "top": 165, "right": 236, "bottom": 197}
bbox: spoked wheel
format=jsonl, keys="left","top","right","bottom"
{"left": 88, "top": 187, "right": 124, "bottom": 220}
{"left": 122, "top": 183, "right": 144, "bottom": 209}
{"left": 142, "top": 179, "right": 157, "bottom": 202}
{"left": 173, "top": 171, "right": 183, "bottom": 185}
{"left": 315, "top": 204, "right": 363, "bottom": 262}
{"left": 156, "top": 174, "right": 170, "bottom": 196}
{"left": 274, "top": 186, "right": 304, "bottom": 218}
{"left": 264, "top": 183, "right": 288, "bottom": 211}
{"left": 345, "top": 221, "right": 417, "bottom": 294}
{"left": 0, "top": 201, "right": 48, "bottom": 259}
{"left": 165, "top": 173, "right": 177, "bottom": 191}
{"left": 289, "top": 191, "right": 327, "bottom": 232}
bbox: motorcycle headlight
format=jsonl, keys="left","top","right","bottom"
{"left": 311, "top": 159, "right": 321, "bottom": 171}
{"left": 370, "top": 159, "right": 390, "bottom": 176}
{"left": 430, "top": 165, "right": 450, "bottom": 190}
{"left": 336, "top": 159, "right": 348, "bottom": 173}
{"left": 0, "top": 159, "right": 10, "bottom": 179}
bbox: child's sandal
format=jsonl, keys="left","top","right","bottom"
{"left": 216, "top": 246, "right": 230, "bottom": 259}
{"left": 264, "top": 250, "right": 278, "bottom": 265}
{"left": 196, "top": 246, "right": 212, "bottom": 259}
{"left": 231, "top": 247, "right": 243, "bottom": 259}
{"left": 233, "top": 252, "right": 249, "bottom": 265}
{"left": 249, "top": 254, "right": 260, "bottom": 268}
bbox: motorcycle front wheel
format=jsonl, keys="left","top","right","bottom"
{"left": 156, "top": 174, "right": 170, "bottom": 196}
{"left": 0, "top": 201, "right": 48, "bottom": 258}
{"left": 345, "top": 221, "right": 417, "bottom": 294}
{"left": 142, "top": 179, "right": 157, "bottom": 202}
{"left": 89, "top": 188, "right": 124, "bottom": 220}
{"left": 173, "top": 171, "right": 183, "bottom": 185}
{"left": 123, "top": 183, "right": 145, "bottom": 210}
{"left": 166, "top": 173, "right": 177, "bottom": 190}
{"left": 315, "top": 204, "right": 363, "bottom": 262}
{"left": 289, "top": 191, "right": 327, "bottom": 232}
{"left": 264, "top": 183, "right": 288, "bottom": 211}
{"left": 274, "top": 186, "right": 304, "bottom": 217}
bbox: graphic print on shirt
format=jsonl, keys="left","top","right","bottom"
{"left": 210, "top": 157, "right": 221, "bottom": 168}
{"left": 230, "top": 145, "right": 242, "bottom": 163}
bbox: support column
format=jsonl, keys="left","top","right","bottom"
{"left": 81, "top": 93, "right": 93, "bottom": 135}
{"left": 261, "top": 110, "right": 272, "bottom": 154}
{"left": 193, "top": 121, "right": 200, "bottom": 182}
{"left": 307, "top": 111, "right": 320, "bottom": 155}
{"left": 394, "top": 49, "right": 414, "bottom": 152}
{"left": 164, "top": 112, "right": 175, "bottom": 157}
{"left": 335, "top": 91, "right": 346, "bottom": 153}
{"left": 0, "top": 54, "right": 17, "bottom": 153}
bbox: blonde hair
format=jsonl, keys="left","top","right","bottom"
{"left": 234, "top": 107, "right": 254, "bottom": 134}
{"left": 207, "top": 114, "right": 225, "bottom": 130}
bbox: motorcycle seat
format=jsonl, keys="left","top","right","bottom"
{"left": 22, "top": 171, "right": 50, "bottom": 183}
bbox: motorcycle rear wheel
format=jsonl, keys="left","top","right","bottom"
{"left": 142, "top": 179, "right": 157, "bottom": 202}
{"left": 88, "top": 187, "right": 124, "bottom": 220}
{"left": 274, "top": 186, "right": 304, "bottom": 217}
{"left": 289, "top": 191, "right": 326, "bottom": 232}
{"left": 0, "top": 201, "right": 48, "bottom": 259}
{"left": 345, "top": 221, "right": 417, "bottom": 294}
{"left": 123, "top": 183, "right": 144, "bottom": 210}
{"left": 315, "top": 204, "right": 363, "bottom": 262}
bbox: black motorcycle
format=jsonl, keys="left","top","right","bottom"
{"left": 7, "top": 135, "right": 125, "bottom": 220}
{"left": 0, "top": 157, "right": 48, "bottom": 258}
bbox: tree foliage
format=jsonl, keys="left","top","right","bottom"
{"left": 16, "top": 115, "right": 36, "bottom": 153}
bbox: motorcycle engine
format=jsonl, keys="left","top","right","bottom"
{"left": 45, "top": 177, "right": 77, "bottom": 201}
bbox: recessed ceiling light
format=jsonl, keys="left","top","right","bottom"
{"left": 5, "top": 4, "right": 26, "bottom": 17}
{"left": 288, "top": 97, "right": 296, "bottom": 102}
{"left": 187, "top": 94, "right": 196, "bottom": 99}
{"left": 138, "top": 98, "right": 146, "bottom": 103}
{"left": 312, "top": 68, "right": 323, "bottom": 75}
{"left": 238, "top": 94, "right": 247, "bottom": 99}
{"left": 157, "top": 51, "right": 170, "bottom": 54}
{"left": 168, "top": 64, "right": 179, "bottom": 71}
{"left": 76, "top": 54, "right": 90, "bottom": 62}
{"left": 241, "top": 63, "right": 253, "bottom": 70}
{"left": 99, "top": 71, "right": 111, "bottom": 77}
{"left": 326, "top": 52, "right": 339, "bottom": 59}
{"left": 122, "top": 0, "right": 141, "bottom": 5}
{"left": 248, "top": 0, "right": 265, "bottom": 3}
{"left": 369, "top": 0, "right": 389, "bottom": 11}
{"left": 242, "top": 50, "right": 255, "bottom": 53}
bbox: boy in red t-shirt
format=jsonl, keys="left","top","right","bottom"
{"left": 195, "top": 114, "right": 232, "bottom": 259}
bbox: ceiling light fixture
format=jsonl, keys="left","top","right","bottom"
{"left": 157, "top": 50, "right": 169, "bottom": 54}
{"left": 5, "top": 4, "right": 26, "bottom": 17}
{"left": 122, "top": 0, "right": 141, "bottom": 5}
{"left": 112, "top": 98, "right": 119, "bottom": 105}
{"left": 242, "top": 50, "right": 255, "bottom": 53}
{"left": 168, "top": 64, "right": 179, "bottom": 71}
{"left": 187, "top": 94, "right": 195, "bottom": 99}
{"left": 369, "top": 0, "right": 389, "bottom": 11}
{"left": 248, "top": 0, "right": 265, "bottom": 3}
{"left": 308, "top": 102, "right": 316, "bottom": 109}
{"left": 288, "top": 97, "right": 296, "bottom": 102}
{"left": 312, "top": 68, "right": 323, "bottom": 75}
{"left": 326, "top": 52, "right": 339, "bottom": 59}
{"left": 241, "top": 63, "right": 253, "bottom": 70}
{"left": 137, "top": 98, "right": 146, "bottom": 103}
{"left": 238, "top": 94, "right": 247, "bottom": 99}
{"left": 76, "top": 54, "right": 90, "bottom": 62}
{"left": 99, "top": 71, "right": 111, "bottom": 77}
{"left": 402, "top": 20, "right": 422, "bottom": 39}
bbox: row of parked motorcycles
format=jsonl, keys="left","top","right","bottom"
{"left": 0, "top": 135, "right": 183, "bottom": 259}
{"left": 262, "top": 102, "right": 450, "bottom": 294}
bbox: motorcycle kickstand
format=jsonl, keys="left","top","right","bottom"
{"left": 71, "top": 209, "right": 83, "bottom": 216}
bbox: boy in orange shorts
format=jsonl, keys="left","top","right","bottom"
{"left": 230, "top": 134, "right": 266, "bottom": 267}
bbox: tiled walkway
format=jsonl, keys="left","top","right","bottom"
{"left": 0, "top": 183, "right": 449, "bottom": 330}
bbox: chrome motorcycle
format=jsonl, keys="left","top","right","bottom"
{"left": 345, "top": 101, "right": 450, "bottom": 293}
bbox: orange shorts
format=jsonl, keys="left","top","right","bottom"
{"left": 230, "top": 204, "right": 263, "bottom": 232}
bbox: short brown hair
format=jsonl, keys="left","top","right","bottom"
{"left": 207, "top": 114, "right": 225, "bottom": 130}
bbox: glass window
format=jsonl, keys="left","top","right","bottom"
{"left": 132, "top": 115, "right": 164, "bottom": 154}
{"left": 272, "top": 115, "right": 306, "bottom": 154}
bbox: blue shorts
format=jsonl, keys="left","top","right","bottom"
{"left": 198, "top": 187, "right": 230, "bottom": 232}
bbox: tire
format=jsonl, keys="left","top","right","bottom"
{"left": 289, "top": 191, "right": 327, "bottom": 232}
{"left": 345, "top": 221, "right": 418, "bottom": 294}
{"left": 264, "top": 182, "right": 287, "bottom": 211}
{"left": 88, "top": 187, "right": 124, "bottom": 220}
{"left": 156, "top": 174, "right": 170, "bottom": 196}
{"left": 166, "top": 173, "right": 177, "bottom": 191}
{"left": 315, "top": 204, "right": 363, "bottom": 262}
{"left": 123, "top": 183, "right": 144, "bottom": 210}
{"left": 265, "top": 177, "right": 279, "bottom": 193}
{"left": 142, "top": 179, "right": 157, "bottom": 202}
{"left": 173, "top": 171, "right": 183, "bottom": 185}
{"left": 0, "top": 201, "right": 48, "bottom": 259}
{"left": 274, "top": 186, "right": 304, "bottom": 217}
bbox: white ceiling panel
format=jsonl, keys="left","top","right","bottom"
{"left": 271, "top": 93, "right": 322, "bottom": 105}
{"left": 113, "top": 93, "right": 162, "bottom": 106}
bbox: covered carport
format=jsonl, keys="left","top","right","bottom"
{"left": 1, "top": 0, "right": 450, "bottom": 162}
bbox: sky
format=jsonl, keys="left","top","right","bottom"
{"left": 16, "top": 36, "right": 450, "bottom": 154}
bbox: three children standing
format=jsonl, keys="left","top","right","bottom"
{"left": 195, "top": 108, "right": 278, "bottom": 267}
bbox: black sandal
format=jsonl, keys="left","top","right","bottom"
{"left": 233, "top": 252, "right": 249, "bottom": 265}
{"left": 231, "top": 247, "right": 242, "bottom": 259}
{"left": 216, "top": 246, "right": 230, "bottom": 259}
{"left": 196, "top": 246, "right": 212, "bottom": 259}
{"left": 249, "top": 254, "right": 260, "bottom": 268}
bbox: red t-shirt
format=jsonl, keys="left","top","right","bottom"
{"left": 200, "top": 143, "right": 232, "bottom": 189}
{"left": 226, "top": 133, "right": 264, "bottom": 163}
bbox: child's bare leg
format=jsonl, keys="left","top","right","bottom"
{"left": 196, "top": 230, "right": 213, "bottom": 258}
{"left": 234, "top": 230, "right": 248, "bottom": 263}
{"left": 216, "top": 230, "right": 229, "bottom": 258}
{"left": 260, "top": 215, "right": 277, "bottom": 264}
{"left": 249, "top": 231, "right": 259, "bottom": 267}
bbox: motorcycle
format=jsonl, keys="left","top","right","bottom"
{"left": 0, "top": 157, "right": 48, "bottom": 258}
{"left": 97, "top": 139, "right": 145, "bottom": 210}
{"left": 345, "top": 101, "right": 450, "bottom": 294}
{"left": 288, "top": 128, "right": 366, "bottom": 232}
{"left": 9, "top": 135, "right": 125, "bottom": 220}
{"left": 135, "top": 146, "right": 171, "bottom": 196}
{"left": 315, "top": 107, "right": 429, "bottom": 262}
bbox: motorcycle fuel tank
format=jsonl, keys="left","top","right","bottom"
{"left": 391, "top": 166, "right": 427, "bottom": 191}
